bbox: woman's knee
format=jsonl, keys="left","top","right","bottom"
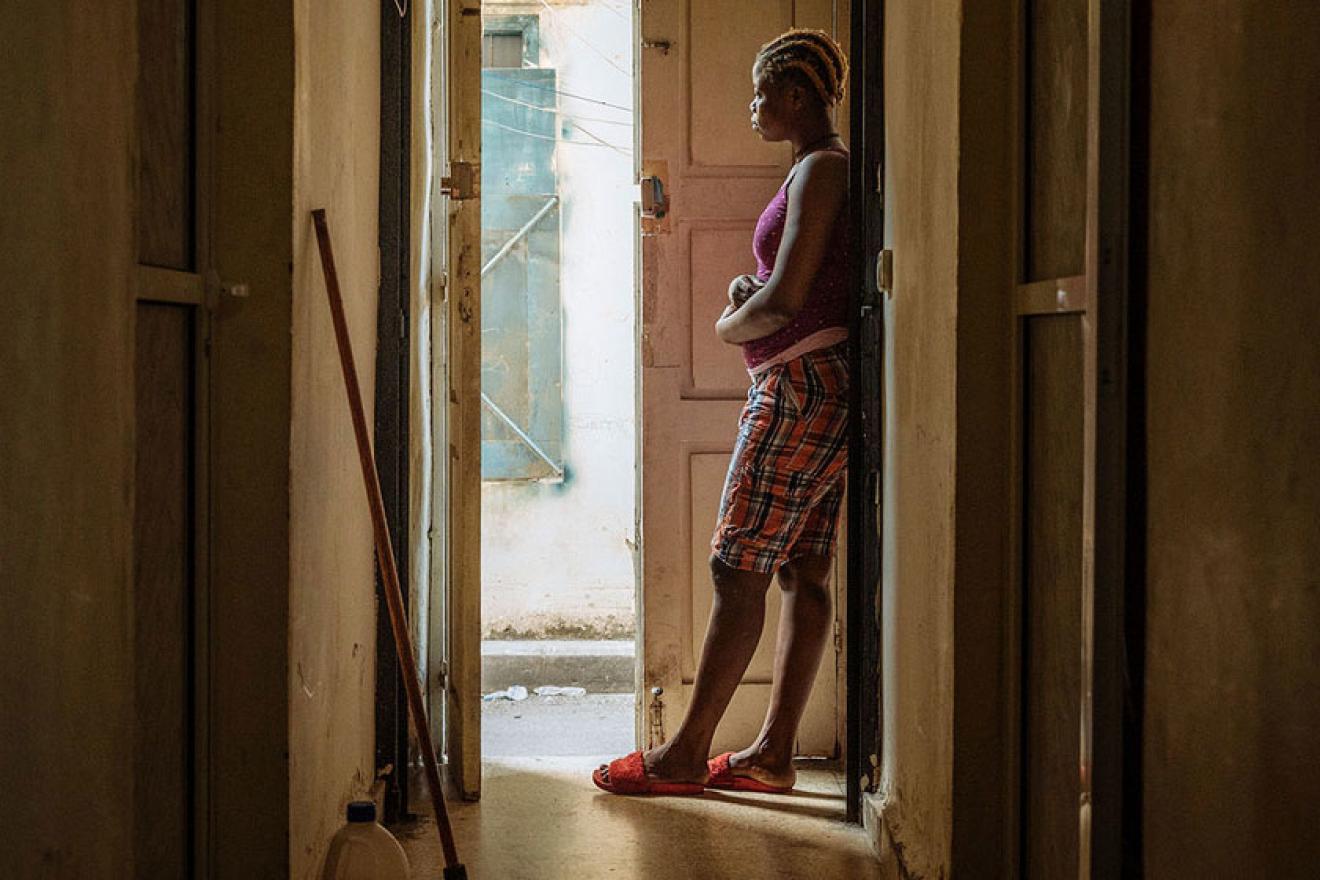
{"left": 709, "top": 555, "right": 772, "bottom": 599}
{"left": 777, "top": 555, "right": 833, "bottom": 597}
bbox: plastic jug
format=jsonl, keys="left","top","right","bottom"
{"left": 321, "top": 801, "right": 412, "bottom": 880}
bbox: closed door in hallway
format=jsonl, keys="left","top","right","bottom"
{"left": 1010, "top": 0, "right": 1106, "bottom": 875}
{"left": 133, "top": 0, "right": 213, "bottom": 874}
{"left": 638, "top": 0, "right": 850, "bottom": 757}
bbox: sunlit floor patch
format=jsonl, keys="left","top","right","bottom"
{"left": 398, "top": 757, "right": 882, "bottom": 880}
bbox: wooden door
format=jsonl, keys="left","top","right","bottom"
{"left": 638, "top": 0, "right": 850, "bottom": 757}
{"left": 1010, "top": 0, "right": 1106, "bottom": 875}
{"left": 134, "top": 0, "right": 212, "bottom": 873}
{"left": 432, "top": 0, "right": 485, "bottom": 800}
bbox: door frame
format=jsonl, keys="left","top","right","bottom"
{"left": 374, "top": 0, "right": 414, "bottom": 824}
{"left": 845, "top": 0, "right": 885, "bottom": 826}
{"left": 1087, "top": 0, "right": 1145, "bottom": 873}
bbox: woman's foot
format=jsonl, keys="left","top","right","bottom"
{"left": 595, "top": 741, "right": 710, "bottom": 788}
{"left": 723, "top": 743, "right": 796, "bottom": 789}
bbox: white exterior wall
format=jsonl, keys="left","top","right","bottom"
{"left": 481, "top": 0, "right": 637, "bottom": 638}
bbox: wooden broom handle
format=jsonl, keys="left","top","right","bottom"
{"left": 311, "top": 209, "right": 462, "bottom": 871}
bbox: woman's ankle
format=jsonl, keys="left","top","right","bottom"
{"left": 735, "top": 740, "right": 793, "bottom": 770}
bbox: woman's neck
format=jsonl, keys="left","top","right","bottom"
{"left": 790, "top": 120, "right": 840, "bottom": 161}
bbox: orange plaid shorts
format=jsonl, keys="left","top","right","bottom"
{"left": 711, "top": 343, "right": 849, "bottom": 573}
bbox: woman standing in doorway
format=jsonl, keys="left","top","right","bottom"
{"left": 595, "top": 28, "right": 851, "bottom": 796}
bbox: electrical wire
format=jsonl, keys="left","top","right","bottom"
{"left": 482, "top": 117, "right": 631, "bottom": 154}
{"left": 483, "top": 71, "right": 634, "bottom": 114}
{"left": 562, "top": 117, "right": 633, "bottom": 156}
{"left": 537, "top": 0, "right": 632, "bottom": 77}
{"left": 481, "top": 88, "right": 634, "bottom": 128}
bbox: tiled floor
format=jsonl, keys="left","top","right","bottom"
{"left": 397, "top": 757, "right": 883, "bottom": 880}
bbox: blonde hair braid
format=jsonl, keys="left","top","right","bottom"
{"left": 755, "top": 28, "right": 849, "bottom": 107}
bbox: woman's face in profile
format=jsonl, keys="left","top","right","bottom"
{"left": 749, "top": 67, "right": 790, "bottom": 142}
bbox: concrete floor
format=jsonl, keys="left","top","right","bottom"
{"left": 397, "top": 757, "right": 883, "bottom": 880}
{"left": 483, "top": 694, "right": 635, "bottom": 757}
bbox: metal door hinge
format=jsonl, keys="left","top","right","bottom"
{"left": 648, "top": 686, "right": 666, "bottom": 748}
{"left": 435, "top": 661, "right": 449, "bottom": 693}
{"left": 440, "top": 161, "right": 480, "bottom": 200}
{"left": 833, "top": 620, "right": 843, "bottom": 655}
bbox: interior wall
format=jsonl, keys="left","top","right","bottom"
{"left": 288, "top": 0, "right": 382, "bottom": 875}
{"left": 1143, "top": 4, "right": 1320, "bottom": 876}
{"left": 0, "top": 5, "right": 137, "bottom": 876}
{"left": 870, "top": 1, "right": 1019, "bottom": 875}
{"left": 871, "top": 2, "right": 961, "bottom": 876}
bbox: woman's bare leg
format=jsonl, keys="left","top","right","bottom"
{"left": 615, "top": 557, "right": 772, "bottom": 783}
{"left": 729, "top": 553, "right": 834, "bottom": 784}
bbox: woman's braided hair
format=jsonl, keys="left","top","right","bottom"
{"left": 754, "top": 29, "right": 849, "bottom": 108}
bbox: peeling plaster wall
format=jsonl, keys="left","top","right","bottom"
{"left": 1144, "top": 4, "right": 1320, "bottom": 875}
{"left": 288, "top": 0, "right": 382, "bottom": 876}
{"left": 871, "top": 2, "right": 962, "bottom": 876}
{"left": 0, "top": 5, "right": 137, "bottom": 876}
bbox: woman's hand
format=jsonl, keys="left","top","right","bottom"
{"left": 727, "top": 274, "right": 765, "bottom": 309}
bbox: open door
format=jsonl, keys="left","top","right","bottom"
{"left": 638, "top": 1, "right": 851, "bottom": 757}
{"left": 429, "top": 0, "right": 484, "bottom": 801}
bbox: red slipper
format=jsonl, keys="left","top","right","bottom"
{"left": 705, "top": 752, "right": 794, "bottom": 794}
{"left": 592, "top": 751, "right": 706, "bottom": 796}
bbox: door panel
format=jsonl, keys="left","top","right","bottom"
{"left": 1012, "top": 0, "right": 1095, "bottom": 873}
{"left": 1024, "top": 0, "right": 1088, "bottom": 281}
{"left": 134, "top": 304, "right": 194, "bottom": 879}
{"left": 137, "top": 0, "right": 195, "bottom": 270}
{"left": 134, "top": 0, "right": 210, "bottom": 872}
{"left": 1022, "top": 316, "right": 1084, "bottom": 878}
{"left": 640, "top": 0, "right": 849, "bottom": 757}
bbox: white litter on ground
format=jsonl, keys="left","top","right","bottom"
{"left": 482, "top": 685, "right": 529, "bottom": 702}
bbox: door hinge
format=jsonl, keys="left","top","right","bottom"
{"left": 435, "top": 661, "right": 449, "bottom": 694}
{"left": 440, "top": 161, "right": 480, "bottom": 200}
{"left": 833, "top": 619, "right": 843, "bottom": 655}
{"left": 648, "top": 686, "right": 666, "bottom": 748}
{"left": 875, "top": 249, "right": 894, "bottom": 297}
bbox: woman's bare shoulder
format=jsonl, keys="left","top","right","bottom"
{"left": 789, "top": 150, "right": 849, "bottom": 201}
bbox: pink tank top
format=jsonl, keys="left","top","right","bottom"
{"left": 743, "top": 148, "right": 850, "bottom": 372}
